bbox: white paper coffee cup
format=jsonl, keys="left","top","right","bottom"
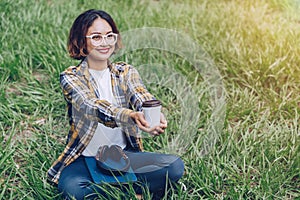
{"left": 142, "top": 100, "right": 161, "bottom": 128}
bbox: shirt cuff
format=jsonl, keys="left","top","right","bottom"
{"left": 113, "top": 107, "right": 135, "bottom": 127}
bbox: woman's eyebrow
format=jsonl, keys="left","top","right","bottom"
{"left": 90, "top": 31, "right": 113, "bottom": 34}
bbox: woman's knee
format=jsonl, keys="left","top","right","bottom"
{"left": 167, "top": 157, "right": 185, "bottom": 182}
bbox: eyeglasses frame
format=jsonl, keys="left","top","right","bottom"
{"left": 85, "top": 33, "right": 118, "bottom": 46}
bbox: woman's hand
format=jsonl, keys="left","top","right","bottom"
{"left": 130, "top": 112, "right": 167, "bottom": 136}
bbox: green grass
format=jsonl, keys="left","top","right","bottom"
{"left": 1, "top": 0, "right": 299, "bottom": 199}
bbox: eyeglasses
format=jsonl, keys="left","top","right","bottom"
{"left": 86, "top": 33, "right": 118, "bottom": 46}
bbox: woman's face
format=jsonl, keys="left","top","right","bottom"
{"left": 86, "top": 17, "right": 116, "bottom": 62}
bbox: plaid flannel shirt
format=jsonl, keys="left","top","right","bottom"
{"left": 47, "top": 59, "right": 155, "bottom": 185}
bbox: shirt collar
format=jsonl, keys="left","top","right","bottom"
{"left": 78, "top": 58, "right": 121, "bottom": 78}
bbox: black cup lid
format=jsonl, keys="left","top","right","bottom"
{"left": 142, "top": 100, "right": 161, "bottom": 107}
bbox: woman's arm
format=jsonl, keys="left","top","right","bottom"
{"left": 60, "top": 70, "right": 135, "bottom": 128}
{"left": 126, "top": 66, "right": 155, "bottom": 111}
{"left": 125, "top": 66, "right": 167, "bottom": 134}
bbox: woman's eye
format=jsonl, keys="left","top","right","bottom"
{"left": 92, "top": 35, "right": 102, "bottom": 40}
{"left": 107, "top": 34, "right": 114, "bottom": 38}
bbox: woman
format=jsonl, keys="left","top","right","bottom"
{"left": 47, "top": 9, "right": 184, "bottom": 199}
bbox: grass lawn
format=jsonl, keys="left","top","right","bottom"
{"left": 0, "top": 0, "right": 299, "bottom": 199}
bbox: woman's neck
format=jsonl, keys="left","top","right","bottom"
{"left": 87, "top": 58, "right": 108, "bottom": 71}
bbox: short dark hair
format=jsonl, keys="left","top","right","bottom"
{"left": 68, "top": 9, "right": 122, "bottom": 60}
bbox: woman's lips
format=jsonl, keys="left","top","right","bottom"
{"left": 96, "top": 48, "right": 110, "bottom": 54}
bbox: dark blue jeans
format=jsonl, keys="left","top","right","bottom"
{"left": 58, "top": 151, "right": 184, "bottom": 199}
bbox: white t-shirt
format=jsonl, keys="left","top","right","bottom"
{"left": 82, "top": 68, "right": 127, "bottom": 156}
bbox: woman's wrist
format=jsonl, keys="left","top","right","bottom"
{"left": 113, "top": 107, "right": 135, "bottom": 127}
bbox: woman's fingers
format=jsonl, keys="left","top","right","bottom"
{"left": 136, "top": 112, "right": 149, "bottom": 128}
{"left": 130, "top": 111, "right": 167, "bottom": 136}
{"left": 160, "top": 113, "right": 168, "bottom": 129}
{"left": 130, "top": 112, "right": 149, "bottom": 128}
{"left": 149, "top": 126, "right": 165, "bottom": 136}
